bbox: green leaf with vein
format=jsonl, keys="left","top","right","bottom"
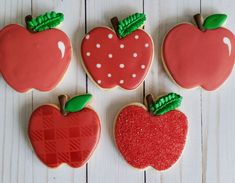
{"left": 150, "top": 93, "right": 182, "bottom": 115}
{"left": 27, "top": 11, "right": 64, "bottom": 32}
{"left": 118, "top": 13, "right": 146, "bottom": 38}
{"left": 203, "top": 14, "right": 227, "bottom": 30}
{"left": 65, "top": 94, "right": 92, "bottom": 113}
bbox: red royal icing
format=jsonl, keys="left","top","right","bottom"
{"left": 115, "top": 105, "right": 188, "bottom": 171}
{"left": 162, "top": 23, "right": 235, "bottom": 91}
{"left": 28, "top": 105, "right": 100, "bottom": 168}
{"left": 81, "top": 27, "right": 153, "bottom": 90}
{"left": 0, "top": 24, "right": 71, "bottom": 92}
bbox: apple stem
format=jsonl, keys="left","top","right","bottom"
{"left": 58, "top": 95, "right": 68, "bottom": 116}
{"left": 194, "top": 14, "right": 205, "bottom": 31}
{"left": 111, "top": 17, "right": 121, "bottom": 39}
{"left": 146, "top": 94, "right": 154, "bottom": 114}
{"left": 25, "top": 15, "right": 36, "bottom": 33}
{"left": 25, "top": 15, "right": 32, "bottom": 23}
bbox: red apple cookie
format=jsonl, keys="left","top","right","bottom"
{"left": 162, "top": 14, "right": 235, "bottom": 91}
{"left": 81, "top": 13, "right": 153, "bottom": 90}
{"left": 0, "top": 12, "right": 71, "bottom": 92}
{"left": 115, "top": 93, "right": 188, "bottom": 171}
{"left": 28, "top": 94, "right": 101, "bottom": 168}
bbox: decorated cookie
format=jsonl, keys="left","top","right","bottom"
{"left": 162, "top": 14, "right": 235, "bottom": 91}
{"left": 28, "top": 94, "right": 100, "bottom": 168}
{"left": 115, "top": 93, "right": 188, "bottom": 171}
{"left": 0, "top": 11, "right": 71, "bottom": 92}
{"left": 81, "top": 13, "right": 153, "bottom": 90}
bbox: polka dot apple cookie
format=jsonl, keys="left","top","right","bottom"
{"left": 114, "top": 93, "right": 188, "bottom": 171}
{"left": 81, "top": 13, "right": 153, "bottom": 90}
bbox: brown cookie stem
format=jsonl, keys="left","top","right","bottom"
{"left": 111, "top": 17, "right": 121, "bottom": 38}
{"left": 25, "top": 15, "right": 32, "bottom": 23}
{"left": 146, "top": 94, "right": 154, "bottom": 113}
{"left": 193, "top": 14, "right": 205, "bottom": 31}
{"left": 25, "top": 15, "right": 32, "bottom": 26}
{"left": 58, "top": 95, "right": 68, "bottom": 116}
{"left": 25, "top": 15, "right": 36, "bottom": 33}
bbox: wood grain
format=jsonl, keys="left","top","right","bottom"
{"left": 144, "top": 0, "right": 202, "bottom": 183}
{"left": 201, "top": 1, "right": 235, "bottom": 183}
{"left": 0, "top": 0, "right": 234, "bottom": 182}
{"left": 0, "top": 1, "right": 32, "bottom": 183}
{"left": 31, "top": 1, "right": 87, "bottom": 183}
{"left": 86, "top": 1, "right": 144, "bottom": 183}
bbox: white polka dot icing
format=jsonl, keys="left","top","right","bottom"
{"left": 133, "top": 53, "right": 138, "bottom": 58}
{"left": 108, "top": 54, "right": 113, "bottom": 58}
{"left": 85, "top": 35, "right": 90, "bottom": 39}
{"left": 81, "top": 27, "right": 153, "bottom": 90}
{"left": 96, "top": 63, "right": 101, "bottom": 68}
{"left": 108, "top": 33, "right": 113, "bottom": 39}
{"left": 132, "top": 74, "right": 136, "bottom": 78}
{"left": 119, "top": 80, "right": 124, "bottom": 84}
{"left": 120, "top": 44, "right": 125, "bottom": 49}
{"left": 141, "top": 65, "right": 146, "bottom": 69}
{"left": 86, "top": 52, "right": 91, "bottom": 56}
{"left": 119, "top": 64, "right": 125, "bottom": 69}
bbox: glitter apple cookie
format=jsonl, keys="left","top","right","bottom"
{"left": 28, "top": 94, "right": 101, "bottom": 168}
{"left": 162, "top": 14, "right": 235, "bottom": 91}
{"left": 81, "top": 13, "right": 153, "bottom": 90}
{"left": 114, "top": 93, "right": 188, "bottom": 171}
{"left": 0, "top": 11, "right": 71, "bottom": 92}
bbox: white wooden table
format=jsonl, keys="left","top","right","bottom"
{"left": 0, "top": 0, "right": 235, "bottom": 182}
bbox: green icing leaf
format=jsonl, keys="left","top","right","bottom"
{"left": 150, "top": 93, "right": 182, "bottom": 115}
{"left": 118, "top": 13, "right": 146, "bottom": 38}
{"left": 27, "top": 11, "right": 64, "bottom": 32}
{"left": 203, "top": 14, "right": 227, "bottom": 30}
{"left": 64, "top": 94, "right": 92, "bottom": 113}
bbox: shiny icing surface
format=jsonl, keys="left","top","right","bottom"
{"left": 81, "top": 27, "right": 153, "bottom": 90}
{"left": 162, "top": 23, "right": 235, "bottom": 91}
{"left": 28, "top": 105, "right": 100, "bottom": 168}
{"left": 0, "top": 24, "right": 71, "bottom": 92}
{"left": 115, "top": 105, "right": 188, "bottom": 171}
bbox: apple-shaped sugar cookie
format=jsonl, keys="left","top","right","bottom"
{"left": 0, "top": 11, "right": 71, "bottom": 92}
{"left": 28, "top": 94, "right": 100, "bottom": 168}
{"left": 81, "top": 13, "right": 153, "bottom": 90}
{"left": 162, "top": 14, "right": 235, "bottom": 91}
{"left": 115, "top": 93, "right": 188, "bottom": 171}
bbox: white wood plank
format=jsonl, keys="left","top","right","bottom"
{"left": 0, "top": 0, "right": 33, "bottom": 183}
{"left": 201, "top": 1, "right": 235, "bottom": 183}
{"left": 86, "top": 1, "right": 145, "bottom": 183}
{"left": 1, "top": 1, "right": 235, "bottom": 183}
{"left": 31, "top": 0, "right": 86, "bottom": 183}
{"left": 144, "top": 0, "right": 202, "bottom": 182}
